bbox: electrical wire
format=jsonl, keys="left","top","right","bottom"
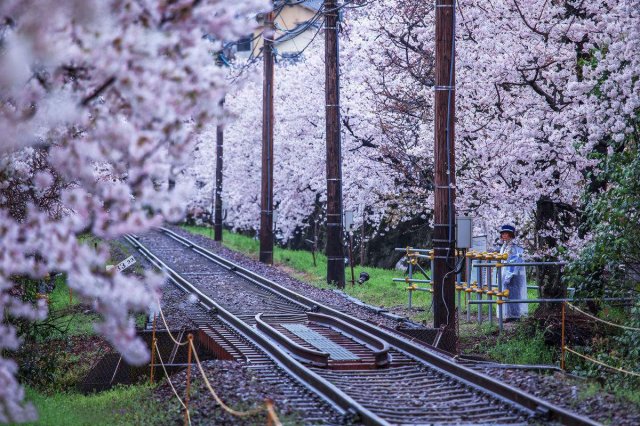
{"left": 273, "top": 0, "right": 363, "bottom": 62}
{"left": 232, "top": 1, "right": 364, "bottom": 70}
{"left": 275, "top": 19, "right": 323, "bottom": 61}
{"left": 230, "top": 0, "right": 324, "bottom": 77}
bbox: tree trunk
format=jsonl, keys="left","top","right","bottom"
{"left": 535, "top": 197, "right": 564, "bottom": 302}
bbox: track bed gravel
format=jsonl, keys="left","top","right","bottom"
{"left": 154, "top": 361, "right": 301, "bottom": 426}
{"left": 133, "top": 240, "right": 339, "bottom": 424}
{"left": 163, "top": 226, "right": 409, "bottom": 330}
{"left": 481, "top": 367, "right": 640, "bottom": 426}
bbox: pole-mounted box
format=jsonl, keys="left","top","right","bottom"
{"left": 456, "top": 216, "right": 473, "bottom": 249}
{"left": 344, "top": 210, "right": 354, "bottom": 232}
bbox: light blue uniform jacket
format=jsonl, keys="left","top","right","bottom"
{"left": 498, "top": 241, "right": 528, "bottom": 319}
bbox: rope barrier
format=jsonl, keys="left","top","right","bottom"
{"left": 564, "top": 346, "right": 640, "bottom": 377}
{"left": 154, "top": 343, "right": 192, "bottom": 426}
{"left": 152, "top": 298, "right": 282, "bottom": 425}
{"left": 156, "top": 301, "right": 190, "bottom": 346}
{"left": 150, "top": 314, "right": 157, "bottom": 384}
{"left": 184, "top": 334, "right": 193, "bottom": 426}
{"left": 566, "top": 303, "right": 640, "bottom": 332}
{"left": 266, "top": 399, "right": 279, "bottom": 426}
{"left": 189, "top": 339, "right": 276, "bottom": 419}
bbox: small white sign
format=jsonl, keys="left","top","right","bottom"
{"left": 117, "top": 255, "right": 137, "bottom": 272}
{"left": 344, "top": 210, "right": 354, "bottom": 231}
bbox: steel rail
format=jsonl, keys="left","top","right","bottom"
{"left": 155, "top": 227, "right": 601, "bottom": 426}
{"left": 124, "top": 234, "right": 387, "bottom": 426}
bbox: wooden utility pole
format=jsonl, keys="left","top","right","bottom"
{"left": 325, "top": 0, "right": 345, "bottom": 287}
{"left": 432, "top": 0, "right": 457, "bottom": 346}
{"left": 360, "top": 209, "right": 366, "bottom": 265}
{"left": 260, "top": 10, "right": 275, "bottom": 264}
{"left": 214, "top": 99, "right": 224, "bottom": 242}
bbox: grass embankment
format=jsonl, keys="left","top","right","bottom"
{"left": 23, "top": 385, "right": 168, "bottom": 426}
{"left": 459, "top": 323, "right": 555, "bottom": 365}
{"left": 17, "top": 239, "right": 169, "bottom": 426}
{"left": 43, "top": 275, "right": 99, "bottom": 338}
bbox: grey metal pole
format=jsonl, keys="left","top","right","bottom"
{"left": 466, "top": 258, "right": 471, "bottom": 322}
{"left": 407, "top": 287, "right": 434, "bottom": 292}
{"left": 393, "top": 278, "right": 432, "bottom": 284}
{"left": 474, "top": 262, "right": 567, "bottom": 267}
{"left": 488, "top": 260, "right": 493, "bottom": 326}
{"left": 408, "top": 260, "right": 413, "bottom": 309}
{"left": 477, "top": 262, "right": 483, "bottom": 323}
{"left": 497, "top": 268, "right": 503, "bottom": 332}
{"left": 430, "top": 255, "right": 435, "bottom": 313}
{"left": 457, "top": 281, "right": 461, "bottom": 313}
{"left": 394, "top": 247, "right": 433, "bottom": 253}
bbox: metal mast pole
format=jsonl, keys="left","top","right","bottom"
{"left": 432, "top": 0, "right": 457, "bottom": 346}
{"left": 260, "top": 10, "right": 275, "bottom": 264}
{"left": 214, "top": 99, "right": 224, "bottom": 242}
{"left": 325, "top": 0, "right": 345, "bottom": 287}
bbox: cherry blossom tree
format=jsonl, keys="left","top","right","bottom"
{"left": 189, "top": 39, "right": 395, "bottom": 243}
{"left": 454, "top": 0, "right": 639, "bottom": 254}
{"left": 189, "top": 0, "right": 638, "bottom": 260}
{"left": 0, "top": 0, "right": 266, "bottom": 422}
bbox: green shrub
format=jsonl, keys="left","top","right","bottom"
{"left": 485, "top": 327, "right": 556, "bottom": 365}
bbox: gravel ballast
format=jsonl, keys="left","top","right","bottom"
{"left": 154, "top": 361, "right": 300, "bottom": 426}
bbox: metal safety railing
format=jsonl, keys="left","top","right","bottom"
{"left": 392, "top": 247, "right": 514, "bottom": 326}
{"left": 392, "top": 247, "right": 596, "bottom": 332}
{"left": 393, "top": 247, "right": 435, "bottom": 309}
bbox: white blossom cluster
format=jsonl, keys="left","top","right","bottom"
{"left": 0, "top": 0, "right": 267, "bottom": 421}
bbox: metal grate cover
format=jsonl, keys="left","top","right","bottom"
{"left": 282, "top": 324, "right": 359, "bottom": 361}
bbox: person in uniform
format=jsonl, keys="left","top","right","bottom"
{"left": 497, "top": 225, "right": 528, "bottom": 321}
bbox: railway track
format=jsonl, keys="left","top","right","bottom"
{"left": 125, "top": 227, "right": 599, "bottom": 425}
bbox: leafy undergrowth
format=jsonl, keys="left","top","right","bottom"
{"left": 14, "top": 239, "right": 165, "bottom": 425}
{"left": 182, "top": 225, "right": 436, "bottom": 323}
{"left": 460, "top": 321, "right": 556, "bottom": 365}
